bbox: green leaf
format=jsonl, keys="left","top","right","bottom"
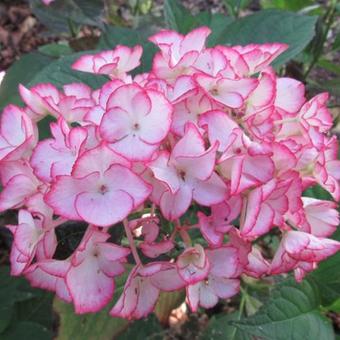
{"left": 216, "top": 9, "right": 318, "bottom": 66}
{"left": 39, "top": 42, "right": 74, "bottom": 58}
{"left": 0, "top": 52, "right": 53, "bottom": 109}
{"left": 333, "top": 33, "right": 340, "bottom": 51}
{"left": 117, "top": 315, "right": 163, "bottom": 340}
{"left": 260, "top": 0, "right": 314, "bottom": 11}
{"left": 163, "top": 0, "right": 233, "bottom": 44}
{"left": 303, "top": 184, "right": 333, "bottom": 200}
{"left": 317, "top": 59, "right": 340, "bottom": 74}
{"left": 54, "top": 299, "right": 128, "bottom": 340}
{"left": 244, "top": 294, "right": 263, "bottom": 316}
{"left": 0, "top": 305, "right": 14, "bottom": 334}
{"left": 29, "top": 0, "right": 104, "bottom": 34}
{"left": 195, "top": 12, "right": 234, "bottom": 47}
{"left": 310, "top": 229, "right": 340, "bottom": 306}
{"left": 233, "top": 278, "right": 334, "bottom": 340}
{"left": 223, "top": 0, "right": 251, "bottom": 17}
{"left": 0, "top": 267, "right": 53, "bottom": 334}
{"left": 97, "top": 26, "right": 158, "bottom": 73}
{"left": 164, "top": 0, "right": 197, "bottom": 34}
{"left": 327, "top": 298, "right": 340, "bottom": 313}
{"left": 54, "top": 270, "right": 130, "bottom": 340}
{"left": 15, "top": 292, "right": 54, "bottom": 329}
{"left": 1, "top": 321, "right": 52, "bottom": 340}
{"left": 27, "top": 52, "right": 107, "bottom": 89}
{"left": 309, "top": 78, "right": 340, "bottom": 99}
{"left": 201, "top": 312, "right": 251, "bottom": 340}
{"left": 0, "top": 51, "right": 107, "bottom": 112}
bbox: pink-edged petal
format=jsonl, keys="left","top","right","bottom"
{"left": 72, "top": 143, "right": 130, "bottom": 178}
{"left": 159, "top": 185, "right": 192, "bottom": 220}
{"left": 72, "top": 55, "right": 95, "bottom": 73}
{"left": 140, "top": 240, "right": 174, "bottom": 258}
{"left": 105, "top": 164, "right": 152, "bottom": 207}
{"left": 150, "top": 264, "right": 186, "bottom": 291}
{"left": 172, "top": 123, "right": 205, "bottom": 158}
{"left": 45, "top": 173, "right": 99, "bottom": 220}
{"left": 97, "top": 242, "right": 130, "bottom": 261}
{"left": 198, "top": 282, "right": 219, "bottom": 309}
{"left": 0, "top": 174, "right": 39, "bottom": 212}
{"left": 75, "top": 190, "right": 133, "bottom": 227}
{"left": 275, "top": 78, "right": 305, "bottom": 113}
{"left": 139, "top": 90, "right": 172, "bottom": 144}
{"left": 192, "top": 172, "right": 227, "bottom": 206}
{"left": 66, "top": 258, "right": 114, "bottom": 313}
{"left": 209, "top": 276, "right": 240, "bottom": 299}
{"left": 175, "top": 142, "right": 218, "bottom": 181}
{"left": 199, "top": 110, "right": 239, "bottom": 152}
{"left": 148, "top": 151, "right": 180, "bottom": 193}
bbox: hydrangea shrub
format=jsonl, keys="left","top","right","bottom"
{"left": 0, "top": 27, "right": 339, "bottom": 319}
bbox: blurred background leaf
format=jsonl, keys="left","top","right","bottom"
{"left": 53, "top": 268, "right": 130, "bottom": 340}
{"left": 0, "top": 267, "right": 53, "bottom": 340}
{"left": 216, "top": 9, "right": 318, "bottom": 67}
{"left": 233, "top": 277, "right": 334, "bottom": 339}
{"left": 29, "top": 0, "right": 105, "bottom": 34}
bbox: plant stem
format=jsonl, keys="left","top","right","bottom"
{"left": 238, "top": 287, "right": 247, "bottom": 319}
{"left": 49, "top": 217, "right": 67, "bottom": 229}
{"left": 177, "top": 219, "right": 192, "bottom": 247}
{"left": 304, "top": 3, "right": 336, "bottom": 79}
{"left": 170, "top": 219, "right": 192, "bottom": 246}
{"left": 123, "top": 218, "right": 142, "bottom": 266}
{"left": 150, "top": 203, "right": 156, "bottom": 217}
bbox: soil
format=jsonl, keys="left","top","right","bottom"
{"left": 0, "top": 0, "right": 58, "bottom": 70}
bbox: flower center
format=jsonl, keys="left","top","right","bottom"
{"left": 133, "top": 123, "right": 140, "bottom": 130}
{"left": 210, "top": 87, "right": 219, "bottom": 96}
{"left": 178, "top": 169, "right": 186, "bottom": 181}
{"left": 99, "top": 184, "right": 109, "bottom": 195}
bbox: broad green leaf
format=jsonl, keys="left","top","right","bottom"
{"left": 216, "top": 9, "right": 318, "bottom": 66}
{"left": 233, "top": 278, "right": 334, "bottom": 340}
{"left": 38, "top": 42, "right": 74, "bottom": 58}
{"left": 201, "top": 312, "right": 251, "bottom": 340}
{"left": 1, "top": 321, "right": 52, "bottom": 340}
{"left": 0, "top": 305, "right": 14, "bottom": 334}
{"left": 260, "top": 0, "right": 314, "bottom": 11}
{"left": 97, "top": 26, "right": 158, "bottom": 73}
{"left": 27, "top": 52, "right": 107, "bottom": 89}
{"left": 0, "top": 52, "right": 52, "bottom": 110}
{"left": 163, "top": 0, "right": 233, "bottom": 44}
{"left": 0, "top": 52, "right": 107, "bottom": 112}
{"left": 310, "top": 230, "right": 340, "bottom": 306}
{"left": 54, "top": 269, "right": 130, "bottom": 340}
{"left": 29, "top": 0, "right": 104, "bottom": 34}
{"left": 164, "top": 0, "right": 197, "bottom": 33}
{"left": 0, "top": 267, "right": 53, "bottom": 334}
{"left": 54, "top": 299, "right": 128, "bottom": 340}
{"left": 302, "top": 184, "right": 333, "bottom": 200}
{"left": 15, "top": 292, "right": 54, "bottom": 329}
{"left": 194, "top": 12, "right": 234, "bottom": 47}
{"left": 117, "top": 315, "right": 163, "bottom": 340}
{"left": 327, "top": 299, "right": 340, "bottom": 313}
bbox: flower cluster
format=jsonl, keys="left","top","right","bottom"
{"left": 1, "top": 27, "right": 339, "bottom": 318}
